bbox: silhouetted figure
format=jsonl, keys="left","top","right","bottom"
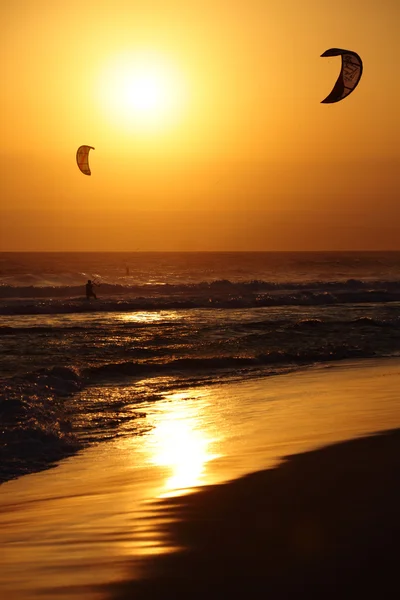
{"left": 85, "top": 279, "right": 97, "bottom": 300}
{"left": 126, "top": 265, "right": 130, "bottom": 276}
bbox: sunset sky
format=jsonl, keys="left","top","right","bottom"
{"left": 1, "top": 0, "right": 399, "bottom": 251}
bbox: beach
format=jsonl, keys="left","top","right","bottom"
{"left": 1, "top": 358, "right": 400, "bottom": 599}
{"left": 2, "top": 0, "right": 399, "bottom": 595}
{"left": 115, "top": 427, "right": 400, "bottom": 599}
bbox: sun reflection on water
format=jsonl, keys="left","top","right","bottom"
{"left": 117, "top": 311, "right": 180, "bottom": 324}
{"left": 143, "top": 391, "right": 221, "bottom": 497}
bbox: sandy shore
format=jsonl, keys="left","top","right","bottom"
{"left": 110, "top": 428, "right": 400, "bottom": 599}
{"left": 1, "top": 358, "right": 400, "bottom": 599}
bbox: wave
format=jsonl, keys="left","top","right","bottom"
{"left": 3, "top": 315, "right": 400, "bottom": 344}
{"left": 2, "top": 278, "right": 400, "bottom": 296}
{"left": 0, "top": 367, "right": 84, "bottom": 484}
{"left": 0, "top": 325, "right": 87, "bottom": 335}
{"left": 289, "top": 317, "right": 400, "bottom": 330}
{"left": 2, "top": 281, "right": 400, "bottom": 315}
{"left": 82, "top": 346, "right": 377, "bottom": 380}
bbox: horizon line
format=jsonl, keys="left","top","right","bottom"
{"left": 2, "top": 249, "right": 400, "bottom": 254}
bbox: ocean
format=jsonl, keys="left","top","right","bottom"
{"left": 2, "top": 251, "right": 400, "bottom": 484}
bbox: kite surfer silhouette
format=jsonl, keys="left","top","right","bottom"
{"left": 85, "top": 279, "right": 98, "bottom": 300}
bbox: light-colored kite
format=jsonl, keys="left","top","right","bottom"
{"left": 321, "top": 48, "right": 363, "bottom": 104}
{"left": 76, "top": 145, "right": 95, "bottom": 175}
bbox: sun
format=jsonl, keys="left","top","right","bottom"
{"left": 97, "top": 53, "right": 185, "bottom": 131}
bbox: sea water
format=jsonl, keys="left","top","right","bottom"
{"left": 2, "top": 251, "right": 400, "bottom": 483}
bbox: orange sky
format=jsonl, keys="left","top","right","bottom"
{"left": 0, "top": 0, "right": 399, "bottom": 251}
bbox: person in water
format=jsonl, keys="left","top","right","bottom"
{"left": 85, "top": 279, "right": 97, "bottom": 300}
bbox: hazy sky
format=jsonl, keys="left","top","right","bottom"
{"left": 1, "top": 0, "right": 399, "bottom": 251}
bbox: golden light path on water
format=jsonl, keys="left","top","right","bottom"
{"left": 116, "top": 310, "right": 221, "bottom": 496}
{"left": 116, "top": 310, "right": 181, "bottom": 324}
{"left": 139, "top": 391, "right": 222, "bottom": 497}
{"left": 2, "top": 359, "right": 400, "bottom": 599}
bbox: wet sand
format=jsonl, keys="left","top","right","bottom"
{"left": 1, "top": 358, "right": 400, "bottom": 599}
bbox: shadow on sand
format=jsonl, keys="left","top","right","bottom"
{"left": 108, "top": 428, "right": 400, "bottom": 599}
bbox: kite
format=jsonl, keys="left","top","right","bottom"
{"left": 76, "top": 145, "right": 95, "bottom": 175}
{"left": 321, "top": 48, "right": 363, "bottom": 104}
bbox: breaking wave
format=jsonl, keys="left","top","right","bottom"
{"left": 2, "top": 278, "right": 400, "bottom": 315}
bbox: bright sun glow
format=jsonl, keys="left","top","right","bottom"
{"left": 98, "top": 53, "right": 186, "bottom": 131}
